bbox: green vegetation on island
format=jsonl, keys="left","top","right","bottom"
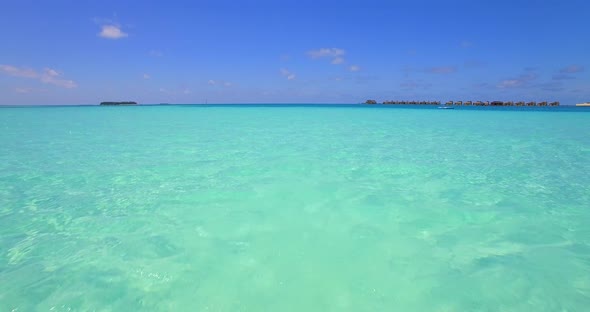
{"left": 100, "top": 101, "right": 138, "bottom": 105}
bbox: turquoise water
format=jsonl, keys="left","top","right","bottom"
{"left": 1, "top": 105, "right": 590, "bottom": 311}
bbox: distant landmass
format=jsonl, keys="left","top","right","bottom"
{"left": 100, "top": 101, "right": 137, "bottom": 105}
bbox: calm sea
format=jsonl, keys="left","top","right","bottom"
{"left": 1, "top": 104, "right": 590, "bottom": 311}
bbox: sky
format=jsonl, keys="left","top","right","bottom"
{"left": 0, "top": 0, "right": 589, "bottom": 105}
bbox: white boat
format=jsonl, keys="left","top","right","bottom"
{"left": 438, "top": 106, "right": 454, "bottom": 109}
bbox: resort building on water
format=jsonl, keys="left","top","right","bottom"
{"left": 366, "top": 99, "right": 563, "bottom": 106}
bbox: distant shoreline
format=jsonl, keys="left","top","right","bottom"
{"left": 1, "top": 103, "right": 589, "bottom": 109}
{"left": 100, "top": 101, "right": 137, "bottom": 105}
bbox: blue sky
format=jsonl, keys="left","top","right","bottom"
{"left": 0, "top": 0, "right": 588, "bottom": 105}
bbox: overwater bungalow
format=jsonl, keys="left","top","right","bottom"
{"left": 364, "top": 99, "right": 561, "bottom": 107}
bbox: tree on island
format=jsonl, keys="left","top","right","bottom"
{"left": 100, "top": 101, "right": 138, "bottom": 105}
{"left": 365, "top": 99, "right": 377, "bottom": 104}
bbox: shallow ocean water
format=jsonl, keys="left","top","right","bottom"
{"left": 1, "top": 105, "right": 590, "bottom": 311}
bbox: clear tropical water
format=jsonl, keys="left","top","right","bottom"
{"left": 1, "top": 104, "right": 590, "bottom": 311}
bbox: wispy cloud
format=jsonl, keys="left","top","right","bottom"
{"left": 207, "top": 79, "right": 233, "bottom": 86}
{"left": 559, "top": 65, "right": 584, "bottom": 73}
{"left": 98, "top": 25, "right": 128, "bottom": 39}
{"left": 307, "top": 48, "right": 346, "bottom": 64}
{"left": 0, "top": 65, "right": 37, "bottom": 78}
{"left": 143, "top": 73, "right": 151, "bottom": 79}
{"left": 149, "top": 50, "right": 163, "bottom": 57}
{"left": 348, "top": 65, "right": 361, "bottom": 72}
{"left": 460, "top": 40, "right": 473, "bottom": 48}
{"left": 400, "top": 79, "right": 432, "bottom": 90}
{"left": 0, "top": 65, "right": 77, "bottom": 88}
{"left": 307, "top": 48, "right": 345, "bottom": 59}
{"left": 536, "top": 81, "right": 565, "bottom": 92}
{"left": 14, "top": 87, "right": 47, "bottom": 94}
{"left": 552, "top": 74, "right": 576, "bottom": 80}
{"left": 15, "top": 87, "right": 31, "bottom": 94}
{"left": 497, "top": 73, "right": 537, "bottom": 88}
{"left": 331, "top": 57, "right": 345, "bottom": 64}
{"left": 552, "top": 65, "right": 584, "bottom": 81}
{"left": 426, "top": 66, "right": 456, "bottom": 74}
{"left": 464, "top": 60, "right": 485, "bottom": 68}
{"left": 280, "top": 68, "right": 296, "bottom": 80}
{"left": 572, "top": 87, "right": 589, "bottom": 93}
{"left": 473, "top": 82, "right": 490, "bottom": 89}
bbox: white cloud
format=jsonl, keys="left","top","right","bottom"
{"left": 149, "top": 50, "right": 163, "bottom": 57}
{"left": 348, "top": 65, "right": 360, "bottom": 72}
{"left": 0, "top": 65, "right": 37, "bottom": 78}
{"left": 15, "top": 87, "right": 31, "bottom": 93}
{"left": 45, "top": 68, "right": 59, "bottom": 77}
{"left": 497, "top": 73, "right": 537, "bottom": 88}
{"left": 460, "top": 40, "right": 473, "bottom": 48}
{"left": 498, "top": 79, "right": 522, "bottom": 88}
{"left": 143, "top": 73, "right": 151, "bottom": 79}
{"left": 280, "top": 68, "right": 296, "bottom": 80}
{"left": 0, "top": 64, "right": 77, "bottom": 88}
{"left": 426, "top": 66, "right": 456, "bottom": 74}
{"left": 98, "top": 25, "right": 128, "bottom": 39}
{"left": 208, "top": 79, "right": 232, "bottom": 87}
{"left": 332, "top": 57, "right": 345, "bottom": 64}
{"left": 307, "top": 48, "right": 346, "bottom": 65}
{"left": 40, "top": 68, "right": 77, "bottom": 88}
{"left": 559, "top": 65, "right": 584, "bottom": 73}
{"left": 400, "top": 79, "right": 432, "bottom": 90}
{"left": 307, "top": 48, "right": 345, "bottom": 59}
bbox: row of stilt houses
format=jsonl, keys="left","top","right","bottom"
{"left": 373, "top": 100, "right": 560, "bottom": 106}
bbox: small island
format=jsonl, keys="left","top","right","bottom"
{"left": 100, "top": 101, "right": 137, "bottom": 105}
